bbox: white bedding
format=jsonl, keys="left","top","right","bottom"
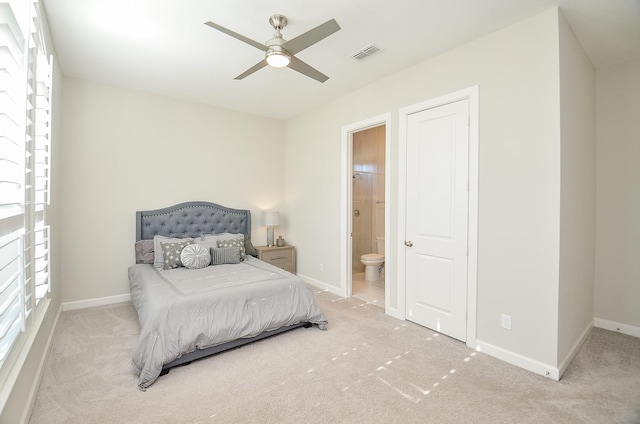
{"left": 129, "top": 257, "right": 328, "bottom": 390}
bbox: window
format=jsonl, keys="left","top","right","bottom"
{"left": 0, "top": 0, "right": 52, "bottom": 370}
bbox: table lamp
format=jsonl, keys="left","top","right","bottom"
{"left": 261, "top": 210, "right": 280, "bottom": 247}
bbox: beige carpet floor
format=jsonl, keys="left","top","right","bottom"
{"left": 29, "top": 290, "right": 640, "bottom": 423}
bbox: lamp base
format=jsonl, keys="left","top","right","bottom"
{"left": 267, "top": 227, "right": 275, "bottom": 247}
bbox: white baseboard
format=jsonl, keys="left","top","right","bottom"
{"left": 475, "top": 339, "right": 560, "bottom": 381}
{"left": 296, "top": 273, "right": 344, "bottom": 297}
{"left": 474, "top": 321, "right": 601, "bottom": 382}
{"left": 62, "top": 293, "right": 131, "bottom": 311}
{"left": 557, "top": 322, "right": 593, "bottom": 378}
{"left": 594, "top": 317, "right": 640, "bottom": 338}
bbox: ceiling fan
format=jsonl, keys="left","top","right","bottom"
{"left": 205, "top": 15, "right": 340, "bottom": 83}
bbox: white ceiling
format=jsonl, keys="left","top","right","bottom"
{"left": 42, "top": 0, "right": 640, "bottom": 120}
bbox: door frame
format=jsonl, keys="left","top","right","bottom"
{"left": 398, "top": 87, "right": 479, "bottom": 349}
{"left": 340, "top": 113, "right": 391, "bottom": 311}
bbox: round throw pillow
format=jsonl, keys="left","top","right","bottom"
{"left": 180, "top": 243, "right": 211, "bottom": 269}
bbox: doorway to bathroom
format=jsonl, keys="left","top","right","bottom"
{"left": 340, "top": 114, "right": 391, "bottom": 310}
{"left": 352, "top": 125, "right": 386, "bottom": 306}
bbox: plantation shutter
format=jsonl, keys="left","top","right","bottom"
{"left": 23, "top": 0, "right": 51, "bottom": 316}
{"left": 33, "top": 21, "right": 51, "bottom": 304}
{"left": 1, "top": 1, "right": 27, "bottom": 220}
{"left": 0, "top": 0, "right": 51, "bottom": 369}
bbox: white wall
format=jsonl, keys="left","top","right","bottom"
{"left": 59, "top": 78, "right": 286, "bottom": 304}
{"left": 557, "top": 13, "right": 596, "bottom": 368}
{"left": 595, "top": 59, "right": 640, "bottom": 334}
{"left": 286, "top": 9, "right": 564, "bottom": 368}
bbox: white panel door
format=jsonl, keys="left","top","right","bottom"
{"left": 405, "top": 99, "right": 469, "bottom": 341}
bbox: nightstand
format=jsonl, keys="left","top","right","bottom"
{"left": 255, "top": 245, "right": 296, "bottom": 273}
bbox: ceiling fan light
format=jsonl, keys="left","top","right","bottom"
{"left": 265, "top": 49, "right": 291, "bottom": 67}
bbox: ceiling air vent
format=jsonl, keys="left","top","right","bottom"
{"left": 351, "top": 44, "right": 380, "bottom": 61}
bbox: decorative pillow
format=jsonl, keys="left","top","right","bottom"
{"left": 134, "top": 240, "right": 154, "bottom": 264}
{"left": 217, "top": 237, "right": 246, "bottom": 260}
{"left": 180, "top": 243, "right": 211, "bottom": 269}
{"left": 153, "top": 236, "right": 193, "bottom": 268}
{"left": 196, "top": 239, "right": 225, "bottom": 250}
{"left": 160, "top": 240, "right": 194, "bottom": 270}
{"left": 243, "top": 233, "right": 258, "bottom": 257}
{"left": 197, "top": 233, "right": 244, "bottom": 250}
{"left": 210, "top": 247, "right": 242, "bottom": 265}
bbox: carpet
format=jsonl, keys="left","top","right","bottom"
{"left": 28, "top": 290, "right": 640, "bottom": 423}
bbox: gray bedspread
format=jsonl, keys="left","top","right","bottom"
{"left": 128, "top": 257, "right": 328, "bottom": 390}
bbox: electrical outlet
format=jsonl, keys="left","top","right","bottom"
{"left": 501, "top": 314, "right": 512, "bottom": 330}
{"left": 319, "top": 263, "right": 324, "bottom": 272}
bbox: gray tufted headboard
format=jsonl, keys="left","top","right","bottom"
{"left": 135, "top": 201, "right": 251, "bottom": 241}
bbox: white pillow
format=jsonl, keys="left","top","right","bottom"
{"left": 180, "top": 243, "right": 211, "bottom": 269}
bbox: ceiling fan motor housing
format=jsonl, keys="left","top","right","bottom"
{"left": 265, "top": 15, "right": 290, "bottom": 67}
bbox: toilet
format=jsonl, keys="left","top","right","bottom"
{"left": 360, "top": 237, "right": 385, "bottom": 281}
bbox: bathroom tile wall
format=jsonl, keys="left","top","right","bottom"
{"left": 352, "top": 125, "right": 386, "bottom": 272}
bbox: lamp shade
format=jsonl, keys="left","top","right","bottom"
{"left": 261, "top": 210, "right": 280, "bottom": 227}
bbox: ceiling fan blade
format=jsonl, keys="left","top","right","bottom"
{"left": 234, "top": 59, "right": 268, "bottom": 80}
{"left": 205, "top": 21, "right": 267, "bottom": 51}
{"left": 288, "top": 56, "right": 329, "bottom": 83}
{"left": 282, "top": 19, "right": 340, "bottom": 55}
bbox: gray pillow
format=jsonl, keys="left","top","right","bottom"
{"left": 243, "top": 233, "right": 258, "bottom": 257}
{"left": 160, "top": 240, "right": 194, "bottom": 270}
{"left": 210, "top": 247, "right": 242, "bottom": 265}
{"left": 153, "top": 236, "right": 193, "bottom": 268}
{"left": 197, "top": 233, "right": 245, "bottom": 250}
{"left": 134, "top": 240, "right": 154, "bottom": 264}
{"left": 180, "top": 243, "right": 211, "bottom": 269}
{"left": 202, "top": 233, "right": 244, "bottom": 240}
{"left": 217, "top": 237, "right": 246, "bottom": 260}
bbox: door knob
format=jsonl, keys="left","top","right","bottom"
{"left": 354, "top": 209, "right": 360, "bottom": 217}
{"left": 405, "top": 240, "right": 413, "bottom": 247}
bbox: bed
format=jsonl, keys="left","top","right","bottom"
{"left": 128, "top": 201, "right": 328, "bottom": 390}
